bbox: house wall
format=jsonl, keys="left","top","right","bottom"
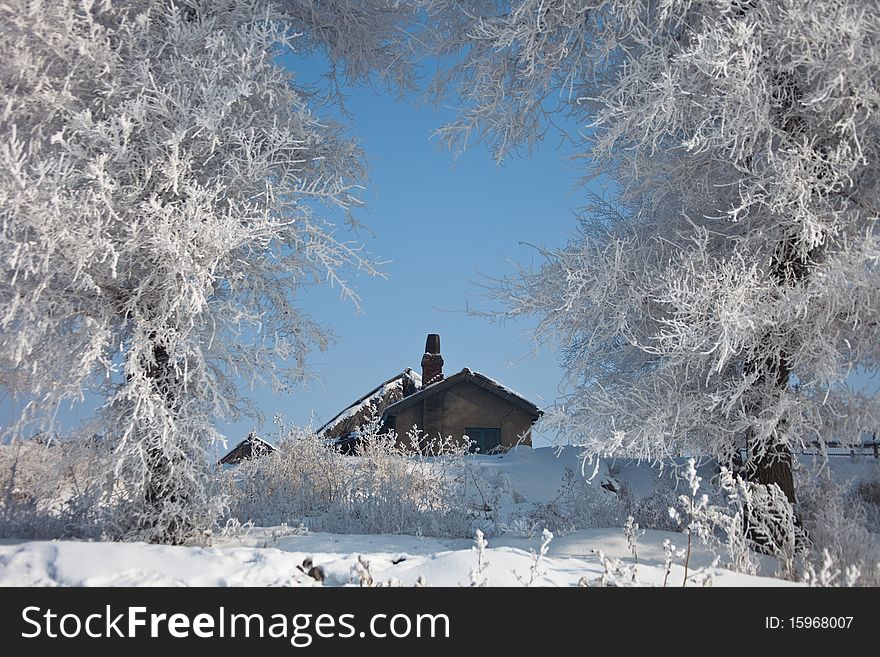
{"left": 391, "top": 380, "right": 534, "bottom": 450}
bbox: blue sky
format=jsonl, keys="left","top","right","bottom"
{"left": 219, "top": 54, "right": 587, "bottom": 449}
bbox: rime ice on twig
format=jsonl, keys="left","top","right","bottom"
{"left": 0, "top": 0, "right": 421, "bottom": 543}
{"left": 424, "top": 0, "right": 880, "bottom": 499}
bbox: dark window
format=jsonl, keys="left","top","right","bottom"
{"left": 465, "top": 428, "right": 501, "bottom": 454}
{"left": 383, "top": 414, "right": 396, "bottom": 433}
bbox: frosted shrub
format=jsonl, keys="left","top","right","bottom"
{"left": 527, "top": 468, "right": 626, "bottom": 532}
{"left": 224, "top": 425, "right": 344, "bottom": 527}
{"left": 223, "top": 420, "right": 480, "bottom": 538}
{"left": 0, "top": 435, "right": 112, "bottom": 539}
{"left": 624, "top": 486, "right": 681, "bottom": 533}
{"left": 525, "top": 462, "right": 690, "bottom": 534}
{"left": 796, "top": 475, "right": 880, "bottom": 587}
{"left": 854, "top": 480, "right": 880, "bottom": 534}
{"left": 499, "top": 516, "right": 541, "bottom": 540}
{"left": 801, "top": 549, "right": 841, "bottom": 587}
{"left": 325, "top": 420, "right": 475, "bottom": 536}
{"left": 653, "top": 463, "right": 802, "bottom": 580}
{"left": 661, "top": 540, "right": 683, "bottom": 588}
{"left": 710, "top": 468, "right": 807, "bottom": 579}
{"left": 219, "top": 518, "right": 254, "bottom": 540}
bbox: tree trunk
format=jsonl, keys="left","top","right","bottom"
{"left": 748, "top": 437, "right": 796, "bottom": 503}
{"left": 742, "top": 232, "right": 811, "bottom": 523}
{"left": 745, "top": 347, "right": 797, "bottom": 505}
{"left": 140, "top": 342, "right": 192, "bottom": 544}
{"left": 738, "top": 32, "right": 815, "bottom": 507}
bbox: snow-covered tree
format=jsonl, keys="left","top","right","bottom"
{"left": 0, "top": 0, "right": 420, "bottom": 543}
{"left": 422, "top": 0, "right": 880, "bottom": 499}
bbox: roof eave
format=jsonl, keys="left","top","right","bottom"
{"left": 382, "top": 369, "right": 542, "bottom": 419}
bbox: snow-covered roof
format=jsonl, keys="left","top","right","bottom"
{"left": 382, "top": 368, "right": 543, "bottom": 419}
{"left": 219, "top": 432, "right": 276, "bottom": 466}
{"left": 317, "top": 368, "right": 421, "bottom": 439}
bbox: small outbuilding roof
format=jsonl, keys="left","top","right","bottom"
{"left": 219, "top": 431, "right": 276, "bottom": 466}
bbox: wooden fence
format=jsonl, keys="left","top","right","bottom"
{"left": 801, "top": 438, "right": 879, "bottom": 459}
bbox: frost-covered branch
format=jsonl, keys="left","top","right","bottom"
{"left": 0, "top": 0, "right": 423, "bottom": 542}
{"left": 420, "top": 1, "right": 880, "bottom": 491}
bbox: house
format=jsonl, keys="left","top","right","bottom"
{"left": 318, "top": 334, "right": 543, "bottom": 453}
{"left": 218, "top": 431, "right": 276, "bottom": 466}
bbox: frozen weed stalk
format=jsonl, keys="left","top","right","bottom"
{"left": 515, "top": 528, "right": 553, "bottom": 587}
{"left": 470, "top": 528, "right": 489, "bottom": 587}
{"left": 624, "top": 515, "right": 642, "bottom": 563}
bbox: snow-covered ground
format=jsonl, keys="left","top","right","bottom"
{"left": 1, "top": 446, "right": 875, "bottom": 587}
{"left": 0, "top": 528, "right": 792, "bottom": 587}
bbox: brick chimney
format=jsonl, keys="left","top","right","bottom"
{"left": 420, "top": 333, "right": 444, "bottom": 387}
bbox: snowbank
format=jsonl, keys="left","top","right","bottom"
{"left": 0, "top": 529, "right": 795, "bottom": 587}
{"left": 2, "top": 445, "right": 875, "bottom": 587}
